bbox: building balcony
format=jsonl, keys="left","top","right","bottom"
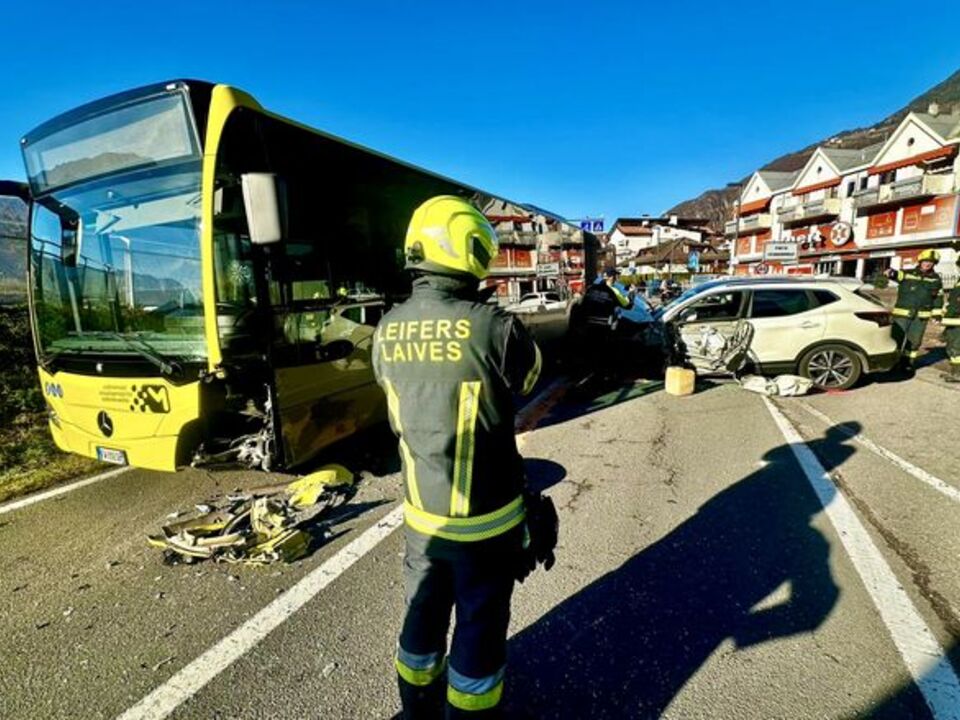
{"left": 889, "top": 173, "right": 954, "bottom": 201}
{"left": 779, "top": 197, "right": 841, "bottom": 224}
{"left": 497, "top": 230, "right": 539, "bottom": 247}
{"left": 854, "top": 173, "right": 955, "bottom": 210}
{"left": 852, "top": 187, "right": 880, "bottom": 209}
{"left": 778, "top": 201, "right": 802, "bottom": 223}
{"left": 800, "top": 196, "right": 841, "bottom": 220}
{"left": 724, "top": 213, "right": 771, "bottom": 236}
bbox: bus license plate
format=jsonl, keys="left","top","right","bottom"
{"left": 96, "top": 447, "right": 128, "bottom": 465}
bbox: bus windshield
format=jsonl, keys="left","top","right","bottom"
{"left": 29, "top": 160, "right": 206, "bottom": 363}
{"left": 23, "top": 91, "right": 200, "bottom": 195}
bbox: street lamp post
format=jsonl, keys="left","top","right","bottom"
{"left": 727, "top": 182, "right": 743, "bottom": 275}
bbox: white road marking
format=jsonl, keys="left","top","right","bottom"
{"left": 116, "top": 377, "right": 567, "bottom": 720}
{"left": 795, "top": 400, "right": 960, "bottom": 505}
{"left": 0, "top": 466, "right": 132, "bottom": 516}
{"left": 764, "top": 398, "right": 960, "bottom": 719}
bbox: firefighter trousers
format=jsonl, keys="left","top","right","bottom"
{"left": 946, "top": 326, "right": 960, "bottom": 367}
{"left": 892, "top": 316, "right": 928, "bottom": 364}
{"left": 396, "top": 536, "right": 517, "bottom": 719}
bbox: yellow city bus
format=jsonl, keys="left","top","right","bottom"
{"left": 16, "top": 80, "right": 592, "bottom": 473}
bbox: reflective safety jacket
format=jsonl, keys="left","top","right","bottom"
{"left": 892, "top": 268, "right": 943, "bottom": 319}
{"left": 373, "top": 275, "right": 542, "bottom": 545}
{"left": 943, "top": 286, "right": 960, "bottom": 327}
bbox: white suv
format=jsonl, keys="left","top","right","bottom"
{"left": 653, "top": 277, "right": 899, "bottom": 389}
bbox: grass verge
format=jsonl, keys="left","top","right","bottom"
{"left": 0, "top": 304, "right": 103, "bottom": 503}
{"left": 0, "top": 412, "right": 102, "bottom": 504}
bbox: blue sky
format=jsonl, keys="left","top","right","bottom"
{"left": 2, "top": 0, "right": 959, "bottom": 225}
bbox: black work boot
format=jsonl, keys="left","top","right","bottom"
{"left": 399, "top": 677, "right": 445, "bottom": 720}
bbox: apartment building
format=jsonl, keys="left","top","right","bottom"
{"left": 481, "top": 199, "right": 596, "bottom": 302}
{"left": 727, "top": 170, "right": 798, "bottom": 274}
{"left": 728, "top": 104, "right": 960, "bottom": 284}
{"left": 608, "top": 216, "right": 708, "bottom": 266}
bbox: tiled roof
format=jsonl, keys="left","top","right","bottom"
{"left": 821, "top": 143, "right": 884, "bottom": 172}
{"left": 758, "top": 170, "right": 800, "bottom": 192}
{"left": 915, "top": 112, "right": 960, "bottom": 141}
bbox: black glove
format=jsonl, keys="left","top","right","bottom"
{"left": 515, "top": 491, "right": 558, "bottom": 582}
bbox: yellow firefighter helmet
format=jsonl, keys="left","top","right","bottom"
{"left": 404, "top": 196, "right": 499, "bottom": 280}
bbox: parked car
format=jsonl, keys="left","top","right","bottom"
{"left": 649, "top": 277, "right": 899, "bottom": 389}
{"left": 508, "top": 291, "right": 566, "bottom": 314}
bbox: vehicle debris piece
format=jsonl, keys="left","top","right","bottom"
{"left": 739, "top": 374, "right": 814, "bottom": 397}
{"left": 147, "top": 465, "right": 354, "bottom": 566}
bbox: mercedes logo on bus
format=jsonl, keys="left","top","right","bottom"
{"left": 97, "top": 411, "right": 114, "bottom": 437}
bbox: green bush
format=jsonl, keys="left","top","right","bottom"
{"left": 0, "top": 305, "right": 43, "bottom": 424}
{"left": 866, "top": 272, "right": 889, "bottom": 289}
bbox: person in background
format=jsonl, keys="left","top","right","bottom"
{"left": 600, "top": 267, "right": 631, "bottom": 308}
{"left": 942, "top": 279, "right": 960, "bottom": 382}
{"left": 885, "top": 249, "right": 943, "bottom": 372}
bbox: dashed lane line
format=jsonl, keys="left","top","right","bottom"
{"left": 0, "top": 466, "right": 132, "bottom": 516}
{"left": 764, "top": 398, "right": 960, "bottom": 719}
{"left": 115, "top": 378, "right": 568, "bottom": 720}
{"left": 793, "top": 400, "right": 960, "bottom": 506}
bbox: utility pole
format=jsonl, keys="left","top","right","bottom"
{"left": 727, "top": 182, "right": 743, "bottom": 275}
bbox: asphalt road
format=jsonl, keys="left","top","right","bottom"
{"left": 1, "top": 362, "right": 959, "bottom": 719}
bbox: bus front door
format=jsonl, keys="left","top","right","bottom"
{"left": 271, "top": 301, "right": 387, "bottom": 469}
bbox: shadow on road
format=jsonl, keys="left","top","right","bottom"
{"left": 523, "top": 458, "right": 567, "bottom": 494}
{"left": 864, "top": 641, "right": 959, "bottom": 719}
{"left": 505, "top": 425, "right": 862, "bottom": 719}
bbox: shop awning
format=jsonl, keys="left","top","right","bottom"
{"left": 738, "top": 198, "right": 770, "bottom": 214}
{"left": 868, "top": 145, "right": 958, "bottom": 175}
{"left": 792, "top": 177, "right": 841, "bottom": 196}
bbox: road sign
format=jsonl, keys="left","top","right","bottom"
{"left": 687, "top": 251, "right": 700, "bottom": 271}
{"left": 592, "top": 220, "right": 604, "bottom": 232}
{"left": 579, "top": 221, "right": 591, "bottom": 231}
{"left": 537, "top": 262, "right": 561, "bottom": 276}
{"left": 763, "top": 242, "right": 799, "bottom": 262}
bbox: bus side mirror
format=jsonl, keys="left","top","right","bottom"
{"left": 241, "top": 173, "right": 287, "bottom": 245}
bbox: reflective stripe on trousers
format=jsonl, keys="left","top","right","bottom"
{"left": 447, "top": 664, "right": 505, "bottom": 711}
{"left": 396, "top": 647, "right": 446, "bottom": 687}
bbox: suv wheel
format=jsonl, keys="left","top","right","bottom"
{"left": 799, "top": 344, "right": 862, "bottom": 390}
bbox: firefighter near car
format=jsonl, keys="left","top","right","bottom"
{"left": 885, "top": 249, "right": 944, "bottom": 371}
{"left": 372, "top": 196, "right": 556, "bottom": 718}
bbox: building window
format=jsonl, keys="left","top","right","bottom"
{"left": 907, "top": 137, "right": 915, "bottom": 147}
{"left": 879, "top": 170, "right": 896, "bottom": 185}
{"left": 846, "top": 180, "right": 856, "bottom": 197}
{"left": 859, "top": 176, "right": 869, "bottom": 191}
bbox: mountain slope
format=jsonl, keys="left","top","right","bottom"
{"left": 668, "top": 68, "right": 960, "bottom": 230}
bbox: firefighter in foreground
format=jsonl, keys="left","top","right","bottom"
{"left": 373, "top": 196, "right": 558, "bottom": 718}
{"left": 885, "top": 249, "right": 943, "bottom": 371}
{"left": 943, "top": 279, "right": 960, "bottom": 382}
